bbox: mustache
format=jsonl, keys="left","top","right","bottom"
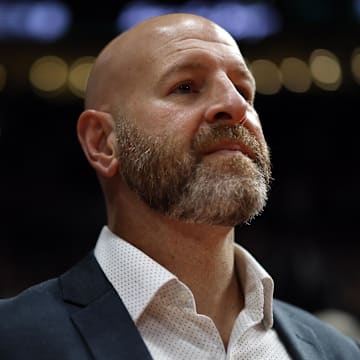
{"left": 191, "top": 123, "right": 272, "bottom": 186}
{"left": 191, "top": 123, "right": 263, "bottom": 158}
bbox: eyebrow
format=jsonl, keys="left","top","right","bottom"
{"left": 158, "top": 61, "right": 207, "bottom": 85}
{"left": 158, "top": 59, "right": 256, "bottom": 90}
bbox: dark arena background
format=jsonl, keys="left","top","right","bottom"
{"left": 1, "top": 0, "right": 360, "bottom": 338}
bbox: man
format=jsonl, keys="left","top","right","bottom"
{"left": 0, "top": 13, "right": 359, "bottom": 360}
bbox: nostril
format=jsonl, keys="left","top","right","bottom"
{"left": 214, "top": 112, "right": 232, "bottom": 120}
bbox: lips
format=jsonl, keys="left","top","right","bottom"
{"left": 201, "top": 140, "right": 256, "bottom": 160}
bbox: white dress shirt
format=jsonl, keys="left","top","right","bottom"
{"left": 94, "top": 226, "right": 292, "bottom": 359}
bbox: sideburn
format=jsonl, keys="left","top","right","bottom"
{"left": 116, "top": 118, "right": 197, "bottom": 212}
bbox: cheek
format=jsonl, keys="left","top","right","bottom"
{"left": 136, "top": 99, "right": 204, "bottom": 140}
{"left": 246, "top": 109, "right": 267, "bottom": 145}
{"left": 124, "top": 100, "right": 170, "bottom": 137}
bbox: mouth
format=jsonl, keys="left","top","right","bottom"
{"left": 201, "top": 141, "right": 256, "bottom": 160}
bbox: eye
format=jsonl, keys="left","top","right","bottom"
{"left": 173, "top": 81, "right": 195, "bottom": 94}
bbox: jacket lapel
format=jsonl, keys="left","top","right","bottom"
{"left": 61, "top": 252, "right": 333, "bottom": 360}
{"left": 59, "top": 252, "right": 152, "bottom": 360}
{"left": 273, "top": 300, "right": 326, "bottom": 360}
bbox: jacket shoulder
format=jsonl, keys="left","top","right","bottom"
{"left": 0, "top": 275, "right": 90, "bottom": 359}
{"left": 0, "top": 277, "right": 62, "bottom": 325}
{"left": 274, "top": 299, "right": 360, "bottom": 358}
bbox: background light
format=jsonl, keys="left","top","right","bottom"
{"left": 0, "top": 1, "right": 71, "bottom": 41}
{"left": 117, "top": 0, "right": 282, "bottom": 40}
{"left": 250, "top": 59, "right": 282, "bottom": 95}
{"left": 0, "top": 64, "right": 6, "bottom": 91}
{"left": 355, "top": 0, "right": 360, "bottom": 20}
{"left": 351, "top": 48, "right": 360, "bottom": 84}
{"left": 29, "top": 56, "right": 68, "bottom": 93}
{"left": 280, "top": 57, "right": 312, "bottom": 93}
{"left": 68, "top": 57, "right": 95, "bottom": 98}
{"left": 310, "top": 49, "right": 342, "bottom": 91}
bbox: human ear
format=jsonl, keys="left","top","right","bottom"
{"left": 77, "top": 109, "right": 119, "bottom": 178}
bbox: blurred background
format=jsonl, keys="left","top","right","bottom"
{"left": 0, "top": 0, "right": 359, "bottom": 336}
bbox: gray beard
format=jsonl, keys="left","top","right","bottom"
{"left": 168, "top": 156, "right": 269, "bottom": 226}
{"left": 115, "top": 115, "right": 271, "bottom": 227}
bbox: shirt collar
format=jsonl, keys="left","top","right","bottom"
{"left": 234, "top": 244, "right": 274, "bottom": 329}
{"left": 94, "top": 226, "right": 274, "bottom": 328}
{"left": 94, "top": 226, "right": 176, "bottom": 322}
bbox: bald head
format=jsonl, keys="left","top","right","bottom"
{"left": 78, "top": 12, "right": 268, "bottom": 227}
{"left": 84, "top": 13, "right": 240, "bottom": 112}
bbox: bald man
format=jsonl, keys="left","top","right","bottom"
{"left": 0, "top": 13, "right": 359, "bottom": 360}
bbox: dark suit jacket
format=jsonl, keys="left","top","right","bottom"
{"left": 0, "top": 252, "right": 359, "bottom": 359}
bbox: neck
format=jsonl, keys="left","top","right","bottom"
{"left": 107, "top": 187, "right": 244, "bottom": 347}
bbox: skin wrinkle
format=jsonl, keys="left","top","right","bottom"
{"left": 85, "top": 14, "right": 243, "bottom": 112}
{"left": 158, "top": 57, "right": 255, "bottom": 102}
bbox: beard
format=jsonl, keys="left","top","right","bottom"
{"left": 115, "top": 115, "right": 272, "bottom": 226}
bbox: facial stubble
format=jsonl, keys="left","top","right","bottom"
{"left": 115, "top": 116, "right": 271, "bottom": 226}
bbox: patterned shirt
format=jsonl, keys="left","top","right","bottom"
{"left": 94, "top": 226, "right": 291, "bottom": 359}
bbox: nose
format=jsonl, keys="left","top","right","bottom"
{"left": 204, "top": 77, "right": 264, "bottom": 140}
{"left": 204, "top": 78, "right": 248, "bottom": 126}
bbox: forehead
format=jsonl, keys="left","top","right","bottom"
{"left": 145, "top": 26, "right": 248, "bottom": 78}
{"left": 108, "top": 16, "right": 253, "bottom": 102}
{"left": 149, "top": 19, "right": 241, "bottom": 61}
